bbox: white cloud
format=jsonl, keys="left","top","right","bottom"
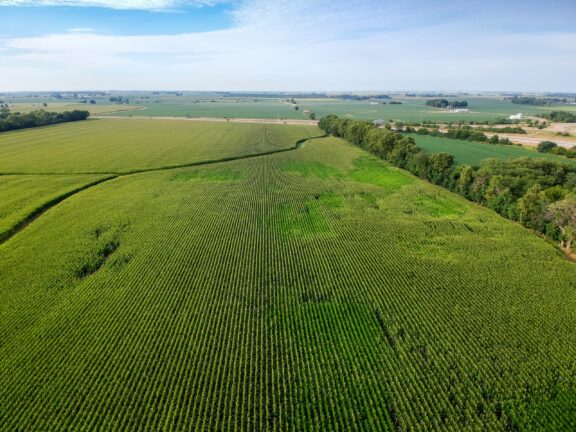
{"left": 0, "top": 0, "right": 226, "bottom": 10}
{"left": 0, "top": 0, "right": 575, "bottom": 91}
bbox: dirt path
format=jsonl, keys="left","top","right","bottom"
{"left": 492, "top": 133, "right": 575, "bottom": 149}
{"left": 93, "top": 115, "right": 319, "bottom": 126}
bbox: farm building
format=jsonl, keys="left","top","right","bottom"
{"left": 450, "top": 108, "right": 470, "bottom": 113}
{"left": 303, "top": 109, "right": 311, "bottom": 115}
{"left": 373, "top": 119, "right": 386, "bottom": 127}
{"left": 509, "top": 113, "right": 523, "bottom": 120}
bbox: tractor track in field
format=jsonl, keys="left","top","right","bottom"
{"left": 0, "top": 134, "right": 325, "bottom": 246}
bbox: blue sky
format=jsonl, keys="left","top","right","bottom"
{"left": 0, "top": 0, "right": 575, "bottom": 91}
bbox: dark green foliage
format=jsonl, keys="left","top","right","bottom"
{"left": 0, "top": 109, "right": 89, "bottom": 133}
{"left": 538, "top": 141, "right": 558, "bottom": 153}
{"left": 539, "top": 111, "right": 576, "bottom": 123}
{"left": 510, "top": 96, "right": 566, "bottom": 106}
{"left": 426, "top": 99, "right": 468, "bottom": 108}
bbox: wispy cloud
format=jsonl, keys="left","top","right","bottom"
{"left": 0, "top": 0, "right": 226, "bottom": 10}
{"left": 0, "top": 0, "right": 575, "bottom": 91}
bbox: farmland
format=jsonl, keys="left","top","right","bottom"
{"left": 105, "top": 95, "right": 576, "bottom": 122}
{"left": 0, "top": 174, "right": 110, "bottom": 241}
{"left": 411, "top": 134, "right": 576, "bottom": 166}
{"left": 0, "top": 120, "right": 575, "bottom": 430}
{"left": 4, "top": 92, "right": 576, "bottom": 123}
{"left": 0, "top": 119, "right": 319, "bottom": 173}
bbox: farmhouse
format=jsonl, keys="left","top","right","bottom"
{"left": 509, "top": 113, "right": 523, "bottom": 120}
{"left": 373, "top": 119, "right": 386, "bottom": 127}
{"left": 450, "top": 108, "right": 470, "bottom": 113}
{"left": 303, "top": 109, "right": 311, "bottom": 115}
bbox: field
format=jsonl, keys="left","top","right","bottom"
{"left": 5, "top": 103, "right": 141, "bottom": 115}
{"left": 4, "top": 93, "right": 576, "bottom": 123}
{"left": 0, "top": 118, "right": 319, "bottom": 174}
{"left": 0, "top": 120, "right": 575, "bottom": 430}
{"left": 105, "top": 95, "right": 576, "bottom": 122}
{"left": 0, "top": 174, "right": 110, "bottom": 241}
{"left": 411, "top": 134, "right": 576, "bottom": 166}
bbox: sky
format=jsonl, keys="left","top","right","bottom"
{"left": 0, "top": 0, "right": 575, "bottom": 92}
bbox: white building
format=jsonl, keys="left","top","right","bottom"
{"left": 450, "top": 108, "right": 470, "bottom": 113}
{"left": 509, "top": 113, "right": 523, "bottom": 120}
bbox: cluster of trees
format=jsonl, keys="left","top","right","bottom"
{"left": 510, "top": 96, "right": 567, "bottom": 106}
{"left": 537, "top": 141, "right": 576, "bottom": 159}
{"left": 426, "top": 99, "right": 468, "bottom": 109}
{"left": 475, "top": 126, "right": 526, "bottom": 134}
{"left": 0, "top": 109, "right": 90, "bottom": 133}
{"left": 413, "top": 126, "right": 512, "bottom": 145}
{"left": 338, "top": 94, "right": 391, "bottom": 101}
{"left": 110, "top": 96, "right": 130, "bottom": 104}
{"left": 538, "top": 111, "right": 576, "bottom": 123}
{"left": 319, "top": 115, "right": 576, "bottom": 254}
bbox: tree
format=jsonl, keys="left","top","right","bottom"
{"left": 537, "top": 141, "right": 557, "bottom": 153}
{"left": 546, "top": 195, "right": 576, "bottom": 254}
{"left": 517, "top": 184, "right": 548, "bottom": 231}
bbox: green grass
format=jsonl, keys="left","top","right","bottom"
{"left": 0, "top": 118, "right": 321, "bottom": 173}
{"left": 281, "top": 160, "right": 344, "bottom": 179}
{"left": 412, "top": 133, "right": 576, "bottom": 166}
{"left": 0, "top": 133, "right": 575, "bottom": 430}
{"left": 348, "top": 156, "right": 415, "bottom": 190}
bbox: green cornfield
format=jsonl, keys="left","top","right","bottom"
{"left": 0, "top": 120, "right": 575, "bottom": 430}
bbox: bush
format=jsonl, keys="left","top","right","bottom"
{"left": 537, "top": 141, "right": 558, "bottom": 153}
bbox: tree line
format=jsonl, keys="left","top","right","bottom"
{"left": 510, "top": 96, "right": 569, "bottom": 106}
{"left": 412, "top": 126, "right": 513, "bottom": 145}
{"left": 0, "top": 108, "right": 90, "bottom": 133}
{"left": 538, "top": 111, "right": 576, "bottom": 123}
{"left": 319, "top": 115, "right": 576, "bottom": 254}
{"left": 425, "top": 99, "right": 468, "bottom": 109}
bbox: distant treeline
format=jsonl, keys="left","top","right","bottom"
{"left": 413, "top": 126, "right": 513, "bottom": 145}
{"left": 319, "top": 115, "right": 576, "bottom": 254}
{"left": 538, "top": 111, "right": 576, "bottom": 123}
{"left": 510, "top": 96, "right": 570, "bottom": 106}
{"left": 425, "top": 99, "right": 468, "bottom": 109}
{"left": 0, "top": 109, "right": 90, "bottom": 133}
{"left": 338, "top": 94, "right": 391, "bottom": 101}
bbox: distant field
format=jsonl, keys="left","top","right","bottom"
{"left": 411, "top": 134, "right": 576, "bottom": 166}
{"left": 105, "top": 96, "right": 576, "bottom": 122}
{"left": 0, "top": 118, "right": 321, "bottom": 173}
{"left": 108, "top": 97, "right": 306, "bottom": 119}
{"left": 298, "top": 97, "right": 576, "bottom": 123}
{"left": 6, "top": 103, "right": 140, "bottom": 115}
{"left": 3, "top": 93, "right": 576, "bottom": 122}
{"left": 1, "top": 134, "right": 575, "bottom": 430}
